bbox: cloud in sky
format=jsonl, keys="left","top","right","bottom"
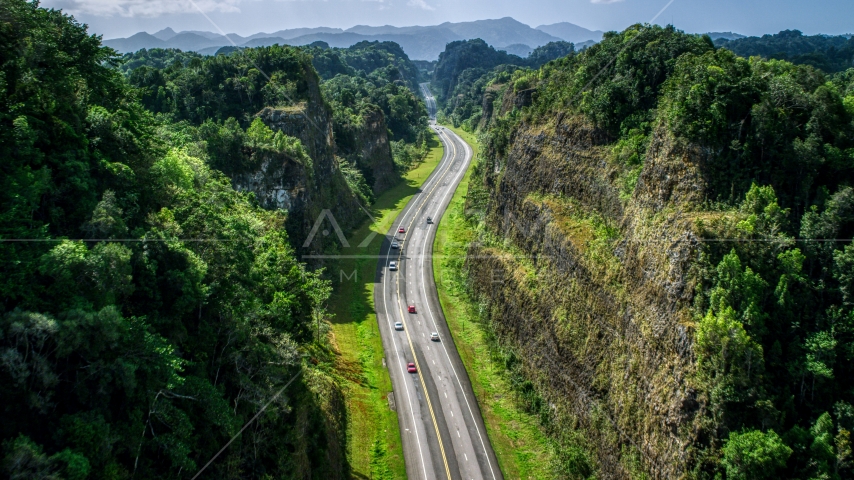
{"left": 59, "top": 0, "right": 241, "bottom": 17}
{"left": 407, "top": 0, "right": 435, "bottom": 10}
{"left": 40, "top": 0, "right": 854, "bottom": 40}
{"left": 58, "top": 0, "right": 438, "bottom": 17}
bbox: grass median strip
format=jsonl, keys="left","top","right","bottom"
{"left": 433, "top": 125, "right": 558, "bottom": 479}
{"left": 328, "top": 133, "right": 444, "bottom": 479}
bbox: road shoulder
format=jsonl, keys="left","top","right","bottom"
{"left": 432, "top": 125, "right": 559, "bottom": 479}
{"left": 328, "top": 132, "right": 444, "bottom": 479}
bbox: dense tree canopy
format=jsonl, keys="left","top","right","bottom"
{"left": 0, "top": 1, "right": 346, "bottom": 478}
{"left": 118, "top": 48, "right": 203, "bottom": 75}
{"left": 121, "top": 37, "right": 429, "bottom": 198}
{"left": 431, "top": 39, "right": 576, "bottom": 131}
{"left": 433, "top": 39, "right": 525, "bottom": 100}
{"left": 309, "top": 40, "right": 420, "bottom": 91}
{"left": 126, "top": 45, "right": 317, "bottom": 126}
{"left": 432, "top": 38, "right": 575, "bottom": 103}
{"left": 309, "top": 41, "right": 431, "bottom": 175}
{"left": 444, "top": 22, "right": 854, "bottom": 478}
{"left": 716, "top": 30, "right": 854, "bottom": 74}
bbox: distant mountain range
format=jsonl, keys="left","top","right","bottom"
{"left": 103, "top": 18, "right": 752, "bottom": 61}
{"left": 536, "top": 22, "right": 605, "bottom": 44}
{"left": 706, "top": 31, "right": 746, "bottom": 41}
{"left": 103, "top": 17, "right": 604, "bottom": 60}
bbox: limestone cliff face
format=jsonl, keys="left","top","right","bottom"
{"left": 497, "top": 86, "right": 534, "bottom": 118}
{"left": 478, "top": 83, "right": 534, "bottom": 131}
{"left": 476, "top": 83, "right": 504, "bottom": 131}
{"left": 350, "top": 105, "right": 398, "bottom": 195}
{"left": 465, "top": 115, "right": 709, "bottom": 478}
{"left": 231, "top": 74, "right": 364, "bottom": 255}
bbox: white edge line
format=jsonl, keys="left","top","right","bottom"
{"left": 420, "top": 131, "right": 499, "bottom": 480}
{"left": 383, "top": 261, "right": 429, "bottom": 479}
{"left": 381, "top": 124, "right": 455, "bottom": 479}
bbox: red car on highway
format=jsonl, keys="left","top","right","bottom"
{"left": 408, "top": 305, "right": 416, "bottom": 313}
{"left": 398, "top": 227, "right": 406, "bottom": 234}
{"left": 407, "top": 362, "right": 417, "bottom": 373}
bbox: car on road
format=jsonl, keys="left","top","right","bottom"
{"left": 408, "top": 305, "right": 416, "bottom": 314}
{"left": 407, "top": 362, "right": 417, "bottom": 373}
{"left": 388, "top": 261, "right": 397, "bottom": 271}
{"left": 426, "top": 217, "right": 433, "bottom": 224}
{"left": 398, "top": 227, "right": 406, "bottom": 234}
{"left": 430, "top": 332, "right": 440, "bottom": 341}
{"left": 391, "top": 241, "right": 400, "bottom": 249}
{"left": 394, "top": 322, "right": 403, "bottom": 331}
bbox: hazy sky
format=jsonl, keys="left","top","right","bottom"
{"left": 42, "top": 0, "right": 854, "bottom": 40}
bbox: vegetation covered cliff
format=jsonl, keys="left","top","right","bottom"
{"left": 0, "top": 1, "right": 430, "bottom": 478}
{"left": 440, "top": 24, "right": 854, "bottom": 478}
{"left": 432, "top": 38, "right": 574, "bottom": 111}
{"left": 122, "top": 40, "right": 429, "bottom": 252}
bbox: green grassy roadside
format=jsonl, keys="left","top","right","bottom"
{"left": 434, "top": 125, "right": 558, "bottom": 479}
{"left": 328, "top": 135, "right": 444, "bottom": 479}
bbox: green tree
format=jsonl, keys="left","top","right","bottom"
{"left": 0, "top": 2, "right": 347, "bottom": 477}
{"left": 722, "top": 429, "right": 792, "bottom": 479}
{"left": 696, "top": 306, "right": 765, "bottom": 424}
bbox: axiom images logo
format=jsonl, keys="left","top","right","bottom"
{"left": 301, "top": 209, "right": 380, "bottom": 251}
{"left": 302, "top": 209, "right": 350, "bottom": 248}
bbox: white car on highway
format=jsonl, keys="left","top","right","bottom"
{"left": 388, "top": 261, "right": 397, "bottom": 271}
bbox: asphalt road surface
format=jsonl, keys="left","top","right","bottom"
{"left": 372, "top": 84, "right": 503, "bottom": 480}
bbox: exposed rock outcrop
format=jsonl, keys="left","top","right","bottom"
{"left": 465, "top": 115, "right": 707, "bottom": 478}
{"left": 231, "top": 73, "right": 364, "bottom": 256}
{"left": 477, "top": 83, "right": 504, "bottom": 131}
{"left": 478, "top": 83, "right": 536, "bottom": 131}
{"left": 497, "top": 86, "right": 534, "bottom": 118}
{"left": 349, "top": 105, "right": 398, "bottom": 194}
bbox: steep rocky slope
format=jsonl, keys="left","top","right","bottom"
{"left": 466, "top": 115, "right": 704, "bottom": 477}
{"left": 233, "top": 97, "right": 364, "bottom": 254}
{"left": 450, "top": 24, "right": 854, "bottom": 479}
{"left": 122, "top": 45, "right": 407, "bottom": 253}
{"left": 349, "top": 105, "right": 397, "bottom": 194}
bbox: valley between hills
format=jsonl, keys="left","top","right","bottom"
{"left": 2, "top": 1, "right": 854, "bottom": 478}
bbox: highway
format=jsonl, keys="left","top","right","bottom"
{"left": 372, "top": 83, "right": 503, "bottom": 480}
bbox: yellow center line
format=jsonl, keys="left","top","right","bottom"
{"left": 394, "top": 128, "right": 459, "bottom": 480}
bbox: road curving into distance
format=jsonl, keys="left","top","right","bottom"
{"left": 372, "top": 83, "right": 503, "bottom": 480}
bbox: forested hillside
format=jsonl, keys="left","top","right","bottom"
{"left": 308, "top": 41, "right": 432, "bottom": 186}
{"left": 122, "top": 38, "right": 429, "bottom": 216}
{"left": 0, "top": 1, "right": 426, "bottom": 478}
{"left": 716, "top": 30, "right": 854, "bottom": 73}
{"left": 438, "top": 23, "right": 854, "bottom": 478}
{"left": 431, "top": 38, "right": 573, "bottom": 102}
